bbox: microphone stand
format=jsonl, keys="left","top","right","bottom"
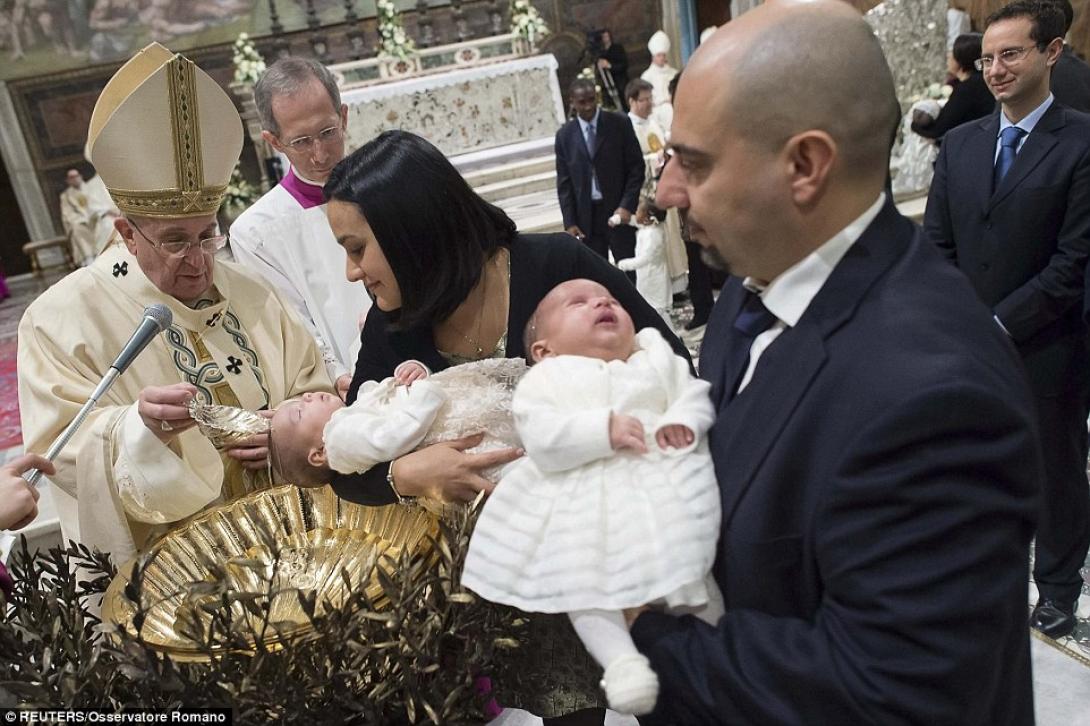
{"left": 22, "top": 303, "right": 172, "bottom": 487}
{"left": 23, "top": 368, "right": 121, "bottom": 487}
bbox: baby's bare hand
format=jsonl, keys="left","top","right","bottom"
{"left": 656, "top": 424, "right": 694, "bottom": 450}
{"left": 609, "top": 413, "right": 646, "bottom": 453}
{"left": 393, "top": 361, "right": 428, "bottom": 386}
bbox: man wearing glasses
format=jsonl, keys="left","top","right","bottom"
{"left": 925, "top": 0, "right": 1090, "bottom": 640}
{"left": 230, "top": 58, "right": 370, "bottom": 398}
{"left": 18, "top": 43, "right": 332, "bottom": 562}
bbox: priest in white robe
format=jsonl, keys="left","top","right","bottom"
{"left": 59, "top": 168, "right": 118, "bottom": 265}
{"left": 230, "top": 57, "right": 371, "bottom": 395}
{"left": 626, "top": 79, "right": 686, "bottom": 288}
{"left": 18, "top": 42, "right": 333, "bottom": 564}
{"left": 640, "top": 30, "right": 678, "bottom": 134}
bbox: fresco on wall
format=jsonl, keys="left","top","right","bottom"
{"left": 0, "top": 0, "right": 431, "bottom": 81}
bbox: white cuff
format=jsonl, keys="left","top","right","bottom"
{"left": 115, "top": 405, "right": 222, "bottom": 524}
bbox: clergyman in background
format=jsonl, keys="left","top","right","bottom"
{"left": 229, "top": 57, "right": 371, "bottom": 397}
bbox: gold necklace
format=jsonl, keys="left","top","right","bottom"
{"left": 459, "top": 258, "right": 491, "bottom": 358}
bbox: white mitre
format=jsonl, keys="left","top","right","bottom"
{"left": 86, "top": 42, "right": 243, "bottom": 219}
{"left": 647, "top": 30, "right": 670, "bottom": 55}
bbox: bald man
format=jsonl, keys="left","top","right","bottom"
{"left": 627, "top": 1, "right": 1040, "bottom": 723}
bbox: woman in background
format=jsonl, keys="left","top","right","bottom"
{"left": 911, "top": 33, "right": 994, "bottom": 143}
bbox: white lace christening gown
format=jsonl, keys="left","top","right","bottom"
{"left": 462, "top": 328, "right": 721, "bottom": 613}
{"left": 323, "top": 358, "right": 527, "bottom": 479}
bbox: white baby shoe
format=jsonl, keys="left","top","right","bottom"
{"left": 600, "top": 653, "right": 660, "bottom": 715}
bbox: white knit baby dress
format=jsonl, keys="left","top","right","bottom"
{"left": 462, "top": 328, "right": 721, "bottom": 613}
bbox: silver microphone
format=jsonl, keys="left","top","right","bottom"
{"left": 24, "top": 304, "right": 173, "bottom": 486}
{"left": 111, "top": 303, "right": 173, "bottom": 374}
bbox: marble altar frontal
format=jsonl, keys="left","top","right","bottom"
{"left": 341, "top": 55, "right": 566, "bottom": 159}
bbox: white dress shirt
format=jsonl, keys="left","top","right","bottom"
{"left": 737, "top": 193, "right": 886, "bottom": 392}
{"left": 995, "top": 93, "right": 1053, "bottom": 161}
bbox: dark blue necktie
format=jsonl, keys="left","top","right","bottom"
{"left": 725, "top": 291, "right": 778, "bottom": 399}
{"left": 994, "top": 126, "right": 1026, "bottom": 190}
{"left": 585, "top": 123, "right": 602, "bottom": 200}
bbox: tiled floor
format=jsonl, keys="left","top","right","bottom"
{"left": 1, "top": 267, "right": 1088, "bottom": 721}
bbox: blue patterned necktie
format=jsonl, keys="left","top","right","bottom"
{"left": 994, "top": 126, "right": 1027, "bottom": 190}
{"left": 726, "top": 291, "right": 779, "bottom": 398}
{"left": 584, "top": 122, "right": 602, "bottom": 200}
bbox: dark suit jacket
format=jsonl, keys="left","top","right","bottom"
{"left": 631, "top": 201, "right": 1040, "bottom": 724}
{"left": 924, "top": 102, "right": 1090, "bottom": 396}
{"left": 331, "top": 232, "right": 689, "bottom": 505}
{"left": 1051, "top": 46, "right": 1090, "bottom": 113}
{"left": 554, "top": 109, "right": 644, "bottom": 234}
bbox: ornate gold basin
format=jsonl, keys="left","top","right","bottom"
{"left": 102, "top": 485, "right": 438, "bottom": 661}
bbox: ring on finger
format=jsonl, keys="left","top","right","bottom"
{"left": 160, "top": 420, "right": 174, "bottom": 432}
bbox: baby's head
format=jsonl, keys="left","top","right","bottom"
{"left": 269, "top": 391, "right": 345, "bottom": 487}
{"left": 523, "top": 279, "right": 636, "bottom": 364}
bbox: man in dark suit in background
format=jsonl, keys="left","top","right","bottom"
{"left": 628, "top": 0, "right": 1040, "bottom": 722}
{"left": 926, "top": 0, "right": 1090, "bottom": 640}
{"left": 555, "top": 78, "right": 644, "bottom": 274}
{"left": 1049, "top": 0, "right": 1090, "bottom": 111}
{"left": 595, "top": 29, "right": 629, "bottom": 110}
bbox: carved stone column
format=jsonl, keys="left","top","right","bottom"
{"left": 451, "top": 0, "right": 469, "bottom": 42}
{"left": 0, "top": 81, "right": 54, "bottom": 240}
{"left": 416, "top": 0, "right": 435, "bottom": 48}
{"left": 488, "top": 0, "right": 504, "bottom": 36}
{"left": 345, "top": 0, "right": 368, "bottom": 59}
{"left": 660, "top": 0, "right": 684, "bottom": 70}
{"left": 268, "top": 0, "right": 290, "bottom": 59}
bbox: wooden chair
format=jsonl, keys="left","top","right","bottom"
{"left": 23, "top": 235, "right": 77, "bottom": 285}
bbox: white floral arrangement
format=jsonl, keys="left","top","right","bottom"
{"left": 377, "top": 0, "right": 415, "bottom": 61}
{"left": 576, "top": 65, "right": 602, "bottom": 95}
{"left": 907, "top": 81, "right": 954, "bottom": 105}
{"left": 232, "top": 33, "right": 266, "bottom": 86}
{"left": 510, "top": 0, "right": 549, "bottom": 47}
{"left": 223, "top": 166, "right": 258, "bottom": 212}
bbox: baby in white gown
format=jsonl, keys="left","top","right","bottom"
{"left": 267, "top": 358, "right": 526, "bottom": 489}
{"left": 461, "top": 279, "right": 724, "bottom": 716}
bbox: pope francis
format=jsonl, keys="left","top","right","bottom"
{"left": 17, "top": 43, "right": 333, "bottom": 563}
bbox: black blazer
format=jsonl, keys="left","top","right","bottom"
{"left": 554, "top": 109, "right": 644, "bottom": 234}
{"left": 924, "top": 102, "right": 1090, "bottom": 396}
{"left": 910, "top": 72, "right": 995, "bottom": 141}
{"left": 632, "top": 201, "right": 1039, "bottom": 724}
{"left": 1051, "top": 46, "right": 1090, "bottom": 113}
{"left": 332, "top": 232, "right": 689, "bottom": 504}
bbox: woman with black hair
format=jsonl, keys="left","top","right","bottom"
{"left": 323, "top": 130, "right": 688, "bottom": 506}
{"left": 910, "top": 32, "right": 995, "bottom": 142}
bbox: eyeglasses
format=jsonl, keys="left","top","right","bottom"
{"left": 282, "top": 124, "right": 344, "bottom": 153}
{"left": 974, "top": 44, "right": 1046, "bottom": 71}
{"left": 128, "top": 218, "right": 227, "bottom": 259}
